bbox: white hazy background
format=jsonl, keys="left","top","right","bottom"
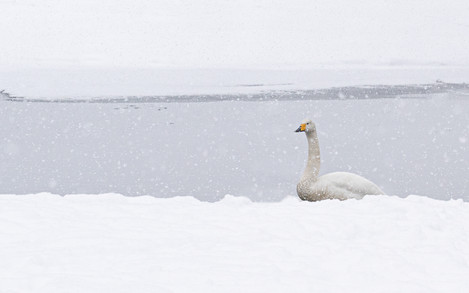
{"left": 1, "top": 0, "right": 469, "bottom": 70}
{"left": 1, "top": 2, "right": 469, "bottom": 293}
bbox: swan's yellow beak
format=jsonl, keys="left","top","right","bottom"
{"left": 295, "top": 123, "right": 306, "bottom": 132}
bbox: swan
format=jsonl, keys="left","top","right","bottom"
{"left": 295, "top": 119, "right": 385, "bottom": 201}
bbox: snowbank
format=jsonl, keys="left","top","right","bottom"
{"left": 1, "top": 193, "right": 468, "bottom": 292}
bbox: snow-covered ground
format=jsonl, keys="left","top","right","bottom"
{"left": 1, "top": 193, "right": 468, "bottom": 293}
{"left": 2, "top": 67, "right": 469, "bottom": 98}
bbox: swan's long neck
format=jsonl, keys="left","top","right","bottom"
{"left": 302, "top": 131, "right": 320, "bottom": 182}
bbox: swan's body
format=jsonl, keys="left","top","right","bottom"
{"left": 295, "top": 119, "right": 384, "bottom": 201}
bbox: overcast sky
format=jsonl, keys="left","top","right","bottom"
{"left": 1, "top": 0, "right": 468, "bottom": 69}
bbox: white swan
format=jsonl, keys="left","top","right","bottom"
{"left": 295, "top": 119, "right": 385, "bottom": 201}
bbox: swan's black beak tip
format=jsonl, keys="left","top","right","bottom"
{"left": 295, "top": 123, "right": 306, "bottom": 132}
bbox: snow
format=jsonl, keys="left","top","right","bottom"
{"left": 2, "top": 67, "right": 469, "bottom": 98}
{"left": 1, "top": 193, "right": 468, "bottom": 293}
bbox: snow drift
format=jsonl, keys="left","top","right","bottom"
{"left": 1, "top": 193, "right": 468, "bottom": 293}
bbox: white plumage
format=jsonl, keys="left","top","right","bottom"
{"left": 295, "top": 119, "right": 384, "bottom": 201}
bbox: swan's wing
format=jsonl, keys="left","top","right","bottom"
{"left": 318, "top": 172, "right": 385, "bottom": 197}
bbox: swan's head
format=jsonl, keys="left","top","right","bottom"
{"left": 295, "top": 119, "right": 316, "bottom": 133}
